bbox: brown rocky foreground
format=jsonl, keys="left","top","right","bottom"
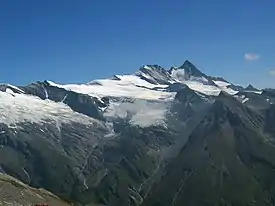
{"left": 0, "top": 173, "right": 71, "bottom": 206}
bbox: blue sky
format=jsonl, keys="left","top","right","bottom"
{"left": 1, "top": 0, "right": 275, "bottom": 88}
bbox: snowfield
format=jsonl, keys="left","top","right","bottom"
{"left": 0, "top": 89, "right": 100, "bottom": 127}
{"left": 48, "top": 69, "right": 235, "bottom": 99}
{"left": 103, "top": 100, "right": 170, "bottom": 128}
{"left": 47, "top": 74, "right": 175, "bottom": 101}
{"left": 0, "top": 86, "right": 170, "bottom": 128}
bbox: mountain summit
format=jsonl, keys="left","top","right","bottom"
{"left": 45, "top": 60, "right": 248, "bottom": 98}
{"left": 1, "top": 60, "right": 275, "bottom": 205}
{"left": 246, "top": 84, "right": 260, "bottom": 91}
{"left": 175, "top": 60, "right": 208, "bottom": 79}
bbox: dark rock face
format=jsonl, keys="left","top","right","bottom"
{"left": 143, "top": 96, "right": 275, "bottom": 206}
{"left": 246, "top": 84, "right": 260, "bottom": 91}
{"left": 1, "top": 61, "right": 275, "bottom": 206}
{"left": 23, "top": 81, "right": 105, "bottom": 120}
{"left": 136, "top": 65, "right": 174, "bottom": 85}
{"left": 178, "top": 60, "right": 207, "bottom": 79}
{"left": 0, "top": 120, "right": 108, "bottom": 201}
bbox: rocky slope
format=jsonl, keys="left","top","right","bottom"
{"left": 0, "top": 60, "right": 275, "bottom": 205}
{"left": 0, "top": 173, "right": 71, "bottom": 206}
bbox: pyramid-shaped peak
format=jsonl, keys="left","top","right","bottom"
{"left": 179, "top": 60, "right": 197, "bottom": 69}
{"left": 181, "top": 60, "right": 196, "bottom": 67}
{"left": 177, "top": 60, "right": 207, "bottom": 78}
{"left": 245, "top": 84, "right": 259, "bottom": 91}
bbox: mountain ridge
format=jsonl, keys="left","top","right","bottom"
{"left": 1, "top": 60, "right": 275, "bottom": 206}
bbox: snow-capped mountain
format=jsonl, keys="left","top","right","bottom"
{"left": 46, "top": 60, "right": 253, "bottom": 100}
{"left": 1, "top": 60, "right": 275, "bottom": 206}
{"left": 1, "top": 60, "right": 267, "bottom": 129}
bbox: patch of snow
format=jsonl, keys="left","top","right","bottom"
{"left": 61, "top": 94, "right": 68, "bottom": 103}
{"left": 143, "top": 65, "right": 152, "bottom": 70}
{"left": 46, "top": 80, "right": 61, "bottom": 87}
{"left": 213, "top": 80, "right": 238, "bottom": 95}
{"left": 99, "top": 106, "right": 108, "bottom": 113}
{"left": 242, "top": 98, "right": 249, "bottom": 103}
{"left": 104, "top": 100, "right": 170, "bottom": 127}
{"left": 245, "top": 90, "right": 263, "bottom": 94}
{"left": 104, "top": 132, "right": 116, "bottom": 138}
{"left": 96, "top": 97, "right": 106, "bottom": 104}
{"left": 0, "top": 91, "right": 101, "bottom": 127}
{"left": 137, "top": 71, "right": 154, "bottom": 81}
{"left": 22, "top": 168, "right": 30, "bottom": 184}
{"left": 266, "top": 99, "right": 274, "bottom": 104}
{"left": 236, "top": 94, "right": 249, "bottom": 104}
{"left": 115, "top": 75, "right": 168, "bottom": 89}
{"left": 84, "top": 178, "right": 89, "bottom": 190}
{"left": 220, "top": 87, "right": 239, "bottom": 95}
{"left": 7, "top": 84, "right": 25, "bottom": 93}
{"left": 189, "top": 76, "right": 209, "bottom": 84}
{"left": 224, "top": 88, "right": 238, "bottom": 95}
{"left": 170, "top": 68, "right": 208, "bottom": 83}
{"left": 213, "top": 80, "right": 231, "bottom": 87}
{"left": 43, "top": 85, "right": 49, "bottom": 99}
{"left": 5, "top": 88, "right": 15, "bottom": 95}
{"left": 184, "top": 81, "right": 221, "bottom": 96}
{"left": 103, "top": 121, "right": 116, "bottom": 138}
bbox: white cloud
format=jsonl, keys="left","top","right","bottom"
{"left": 269, "top": 70, "right": 275, "bottom": 76}
{"left": 244, "top": 53, "right": 260, "bottom": 61}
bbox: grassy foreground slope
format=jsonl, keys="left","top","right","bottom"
{"left": 0, "top": 172, "right": 71, "bottom": 206}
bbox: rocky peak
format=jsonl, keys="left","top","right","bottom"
{"left": 245, "top": 84, "right": 260, "bottom": 91}
{"left": 177, "top": 60, "right": 207, "bottom": 78}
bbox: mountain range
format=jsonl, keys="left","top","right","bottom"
{"left": 1, "top": 60, "right": 275, "bottom": 206}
